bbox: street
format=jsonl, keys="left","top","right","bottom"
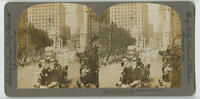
{"left": 99, "top": 51, "right": 163, "bottom": 88}
{"left": 18, "top": 49, "right": 164, "bottom": 88}
{"left": 99, "top": 62, "right": 122, "bottom": 88}
{"left": 18, "top": 51, "right": 81, "bottom": 88}
{"left": 18, "top": 64, "right": 41, "bottom": 88}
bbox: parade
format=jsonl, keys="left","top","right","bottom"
{"left": 17, "top": 3, "right": 181, "bottom": 88}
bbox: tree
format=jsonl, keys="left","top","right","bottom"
{"left": 28, "top": 25, "right": 54, "bottom": 51}
{"left": 99, "top": 23, "right": 136, "bottom": 56}
{"left": 82, "top": 32, "right": 99, "bottom": 84}
{"left": 111, "top": 26, "right": 136, "bottom": 51}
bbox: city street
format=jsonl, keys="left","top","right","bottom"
{"left": 17, "top": 3, "right": 182, "bottom": 89}
{"left": 18, "top": 64, "right": 41, "bottom": 88}
{"left": 99, "top": 51, "right": 163, "bottom": 88}
{"left": 18, "top": 50, "right": 81, "bottom": 88}
{"left": 99, "top": 62, "right": 122, "bottom": 88}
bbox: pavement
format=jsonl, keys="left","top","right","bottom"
{"left": 99, "top": 62, "right": 122, "bottom": 88}
{"left": 18, "top": 51, "right": 81, "bottom": 88}
{"left": 18, "top": 63, "right": 42, "bottom": 88}
{"left": 18, "top": 50, "right": 164, "bottom": 88}
{"left": 99, "top": 52, "right": 163, "bottom": 88}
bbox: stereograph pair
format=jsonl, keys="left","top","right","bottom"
{"left": 4, "top": 2, "right": 195, "bottom": 96}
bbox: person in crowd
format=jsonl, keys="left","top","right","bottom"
{"left": 116, "top": 82, "right": 122, "bottom": 88}
{"left": 143, "top": 64, "right": 151, "bottom": 81}
{"left": 61, "top": 65, "right": 68, "bottom": 82}
{"left": 38, "top": 58, "right": 45, "bottom": 68}
{"left": 130, "top": 80, "right": 142, "bottom": 88}
{"left": 121, "top": 58, "right": 127, "bottom": 67}
{"left": 39, "top": 67, "right": 50, "bottom": 86}
{"left": 162, "top": 63, "right": 172, "bottom": 82}
{"left": 54, "top": 60, "right": 60, "bottom": 68}
{"left": 136, "top": 58, "right": 144, "bottom": 71}
{"left": 133, "top": 61, "right": 144, "bottom": 81}
{"left": 121, "top": 60, "right": 134, "bottom": 83}
{"left": 46, "top": 66, "right": 52, "bottom": 82}
{"left": 81, "top": 67, "right": 89, "bottom": 84}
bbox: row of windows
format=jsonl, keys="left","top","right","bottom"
{"left": 110, "top": 7, "right": 138, "bottom": 10}
{"left": 110, "top": 4, "right": 138, "bottom": 8}
{"left": 115, "top": 19, "right": 139, "bottom": 22}
{"left": 30, "top": 6, "right": 59, "bottom": 9}
{"left": 110, "top": 9, "right": 137, "bottom": 13}
{"left": 28, "top": 15, "right": 58, "bottom": 19}
{"left": 110, "top": 13, "right": 139, "bottom": 17}
{"left": 30, "top": 11, "right": 58, "bottom": 14}
{"left": 115, "top": 24, "right": 142, "bottom": 31}
{"left": 30, "top": 9, "right": 59, "bottom": 13}
{"left": 30, "top": 11, "right": 59, "bottom": 15}
{"left": 111, "top": 16, "right": 138, "bottom": 19}
{"left": 29, "top": 18, "right": 58, "bottom": 22}
{"left": 117, "top": 3, "right": 138, "bottom": 6}
{"left": 30, "top": 21, "right": 58, "bottom": 25}
{"left": 33, "top": 25, "right": 59, "bottom": 32}
{"left": 31, "top": 5, "right": 59, "bottom": 9}
{"left": 110, "top": 14, "right": 138, "bottom": 17}
{"left": 111, "top": 19, "right": 139, "bottom": 23}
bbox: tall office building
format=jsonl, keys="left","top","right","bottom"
{"left": 99, "top": 9, "right": 111, "bottom": 53}
{"left": 169, "top": 8, "right": 182, "bottom": 87}
{"left": 170, "top": 8, "right": 181, "bottom": 48}
{"left": 18, "top": 10, "right": 30, "bottom": 55}
{"left": 158, "top": 5, "right": 171, "bottom": 51}
{"left": 101, "top": 9, "right": 110, "bottom": 28}
{"left": 27, "top": 3, "right": 66, "bottom": 50}
{"left": 77, "top": 5, "right": 88, "bottom": 52}
{"left": 88, "top": 8, "right": 99, "bottom": 33}
{"left": 109, "top": 3, "right": 148, "bottom": 50}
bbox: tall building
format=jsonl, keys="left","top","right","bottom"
{"left": 88, "top": 8, "right": 99, "bottom": 33}
{"left": 109, "top": 3, "right": 148, "bottom": 33}
{"left": 18, "top": 10, "right": 29, "bottom": 56}
{"left": 169, "top": 8, "right": 181, "bottom": 48}
{"left": 99, "top": 9, "right": 111, "bottom": 54}
{"left": 69, "top": 5, "right": 88, "bottom": 52}
{"left": 101, "top": 9, "right": 110, "bottom": 28}
{"left": 109, "top": 3, "right": 148, "bottom": 51}
{"left": 77, "top": 5, "right": 88, "bottom": 52}
{"left": 169, "top": 8, "right": 181, "bottom": 87}
{"left": 27, "top": 3, "right": 66, "bottom": 50}
{"left": 158, "top": 5, "right": 171, "bottom": 51}
{"left": 18, "top": 10, "right": 28, "bottom": 29}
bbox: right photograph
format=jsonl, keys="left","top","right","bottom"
{"left": 98, "top": 3, "right": 181, "bottom": 88}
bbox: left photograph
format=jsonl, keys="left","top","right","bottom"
{"left": 17, "top": 3, "right": 99, "bottom": 88}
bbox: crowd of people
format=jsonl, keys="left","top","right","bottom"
{"left": 31, "top": 49, "right": 71, "bottom": 88}
{"left": 18, "top": 50, "right": 43, "bottom": 68}
{"left": 76, "top": 52, "right": 99, "bottom": 88}
{"left": 115, "top": 46, "right": 177, "bottom": 88}
{"left": 99, "top": 54, "right": 123, "bottom": 66}
{"left": 160, "top": 50, "right": 173, "bottom": 83}
{"left": 19, "top": 44, "right": 176, "bottom": 88}
{"left": 34, "top": 59, "right": 70, "bottom": 88}
{"left": 116, "top": 58, "right": 151, "bottom": 88}
{"left": 115, "top": 45, "right": 151, "bottom": 88}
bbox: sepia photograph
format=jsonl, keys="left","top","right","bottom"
{"left": 17, "top": 3, "right": 181, "bottom": 88}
